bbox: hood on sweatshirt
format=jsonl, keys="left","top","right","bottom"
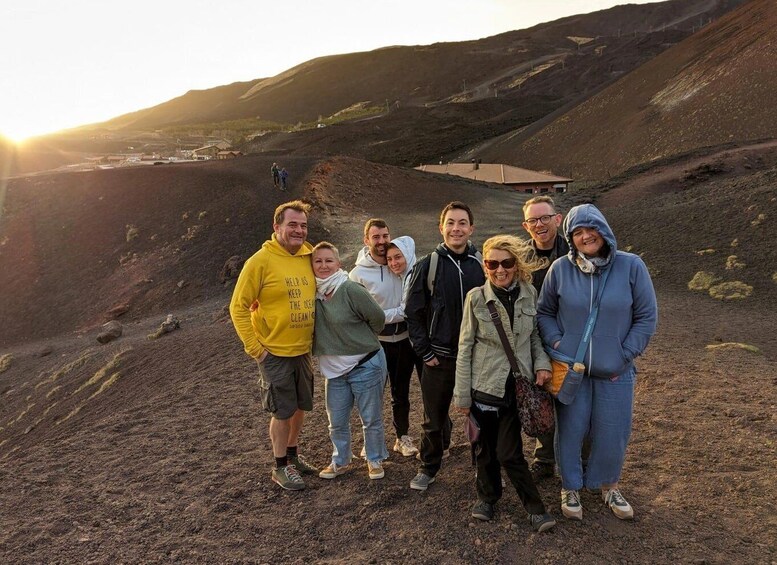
{"left": 263, "top": 233, "right": 313, "bottom": 257}
{"left": 562, "top": 204, "right": 617, "bottom": 264}
{"left": 389, "top": 235, "right": 417, "bottom": 279}
{"left": 354, "top": 245, "right": 382, "bottom": 268}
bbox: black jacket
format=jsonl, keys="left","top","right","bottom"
{"left": 406, "top": 242, "right": 485, "bottom": 361}
{"left": 529, "top": 234, "right": 569, "bottom": 294}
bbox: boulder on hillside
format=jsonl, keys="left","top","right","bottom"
{"left": 220, "top": 255, "right": 244, "bottom": 284}
{"left": 97, "top": 321, "right": 123, "bottom": 344}
{"left": 148, "top": 314, "right": 181, "bottom": 340}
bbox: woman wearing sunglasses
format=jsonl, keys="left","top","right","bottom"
{"left": 454, "top": 234, "right": 556, "bottom": 532}
{"left": 537, "top": 204, "right": 657, "bottom": 521}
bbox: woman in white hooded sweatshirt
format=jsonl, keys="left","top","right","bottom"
{"left": 385, "top": 236, "right": 442, "bottom": 456}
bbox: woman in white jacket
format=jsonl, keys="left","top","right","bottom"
{"left": 383, "top": 236, "right": 429, "bottom": 456}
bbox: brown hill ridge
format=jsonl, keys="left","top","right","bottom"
{"left": 105, "top": 0, "right": 741, "bottom": 129}
{"left": 482, "top": 0, "right": 777, "bottom": 179}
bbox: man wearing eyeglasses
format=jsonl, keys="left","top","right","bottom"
{"left": 522, "top": 196, "right": 568, "bottom": 295}
{"left": 521, "top": 195, "right": 569, "bottom": 481}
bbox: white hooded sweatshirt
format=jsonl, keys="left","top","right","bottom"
{"left": 349, "top": 237, "right": 415, "bottom": 343}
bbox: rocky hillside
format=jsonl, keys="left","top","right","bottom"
{"left": 477, "top": 0, "right": 777, "bottom": 180}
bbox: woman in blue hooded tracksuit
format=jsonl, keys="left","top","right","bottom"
{"left": 537, "top": 204, "right": 657, "bottom": 521}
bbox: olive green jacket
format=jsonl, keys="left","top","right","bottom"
{"left": 454, "top": 281, "right": 551, "bottom": 409}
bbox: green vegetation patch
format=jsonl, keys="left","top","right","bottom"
{"left": 706, "top": 342, "right": 761, "bottom": 354}
{"left": 709, "top": 281, "right": 753, "bottom": 300}
{"left": 725, "top": 255, "right": 745, "bottom": 270}
{"left": 0, "top": 354, "right": 12, "bottom": 374}
{"left": 37, "top": 351, "right": 97, "bottom": 389}
{"left": 75, "top": 349, "right": 131, "bottom": 394}
{"left": 88, "top": 372, "right": 121, "bottom": 400}
{"left": 688, "top": 271, "right": 720, "bottom": 291}
{"left": 751, "top": 213, "right": 766, "bottom": 226}
{"left": 126, "top": 224, "right": 139, "bottom": 242}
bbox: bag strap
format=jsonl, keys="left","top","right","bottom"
{"left": 483, "top": 290, "right": 521, "bottom": 377}
{"left": 573, "top": 267, "right": 611, "bottom": 365}
{"left": 428, "top": 247, "right": 483, "bottom": 296}
{"left": 427, "top": 251, "right": 439, "bottom": 295}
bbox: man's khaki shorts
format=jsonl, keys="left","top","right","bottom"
{"left": 256, "top": 352, "right": 314, "bottom": 420}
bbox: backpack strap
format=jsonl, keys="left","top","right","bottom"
{"left": 427, "top": 247, "right": 482, "bottom": 296}
{"left": 427, "top": 251, "right": 439, "bottom": 295}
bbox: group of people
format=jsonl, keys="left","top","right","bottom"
{"left": 229, "top": 195, "right": 657, "bottom": 533}
{"left": 270, "top": 162, "right": 289, "bottom": 190}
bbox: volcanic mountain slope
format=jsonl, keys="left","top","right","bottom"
{"left": 2, "top": 0, "right": 745, "bottom": 176}
{"left": 0, "top": 149, "right": 775, "bottom": 563}
{"left": 104, "top": 0, "right": 742, "bottom": 128}
{"left": 0, "top": 155, "right": 523, "bottom": 347}
{"left": 477, "top": 0, "right": 777, "bottom": 180}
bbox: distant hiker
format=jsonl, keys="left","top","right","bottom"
{"left": 229, "top": 200, "right": 318, "bottom": 491}
{"left": 271, "top": 162, "right": 280, "bottom": 187}
{"left": 312, "top": 242, "right": 389, "bottom": 481}
{"left": 537, "top": 204, "right": 657, "bottom": 521}
{"left": 405, "top": 201, "right": 485, "bottom": 491}
{"left": 280, "top": 167, "right": 289, "bottom": 190}
{"left": 350, "top": 222, "right": 420, "bottom": 458}
{"left": 454, "top": 235, "right": 556, "bottom": 531}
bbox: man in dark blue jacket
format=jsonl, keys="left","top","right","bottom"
{"left": 406, "top": 201, "right": 485, "bottom": 491}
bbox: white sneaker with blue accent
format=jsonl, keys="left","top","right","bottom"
{"left": 603, "top": 488, "right": 634, "bottom": 520}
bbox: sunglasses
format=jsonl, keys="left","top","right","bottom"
{"left": 484, "top": 258, "right": 517, "bottom": 270}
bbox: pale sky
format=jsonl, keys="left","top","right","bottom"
{"left": 0, "top": 0, "right": 657, "bottom": 142}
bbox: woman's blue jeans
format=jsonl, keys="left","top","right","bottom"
{"left": 324, "top": 349, "right": 389, "bottom": 466}
{"left": 555, "top": 368, "right": 635, "bottom": 490}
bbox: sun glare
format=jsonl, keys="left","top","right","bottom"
{"left": 1, "top": 128, "right": 36, "bottom": 145}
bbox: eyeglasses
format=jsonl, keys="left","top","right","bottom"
{"left": 523, "top": 214, "right": 556, "bottom": 227}
{"left": 484, "top": 258, "right": 517, "bottom": 270}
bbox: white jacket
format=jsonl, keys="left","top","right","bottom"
{"left": 349, "top": 244, "right": 407, "bottom": 343}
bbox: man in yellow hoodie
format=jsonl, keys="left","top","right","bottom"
{"left": 230, "top": 200, "right": 318, "bottom": 490}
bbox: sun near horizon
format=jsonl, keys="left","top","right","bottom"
{"left": 1, "top": 1, "right": 660, "bottom": 147}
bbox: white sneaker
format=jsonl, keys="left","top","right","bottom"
{"left": 603, "top": 488, "right": 634, "bottom": 520}
{"left": 561, "top": 489, "right": 583, "bottom": 520}
{"left": 319, "top": 462, "right": 349, "bottom": 479}
{"left": 367, "top": 460, "right": 385, "bottom": 480}
{"left": 393, "top": 435, "right": 419, "bottom": 457}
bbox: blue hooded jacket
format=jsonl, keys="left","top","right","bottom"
{"left": 537, "top": 204, "right": 657, "bottom": 378}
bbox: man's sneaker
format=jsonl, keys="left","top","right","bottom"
{"left": 530, "top": 461, "right": 555, "bottom": 482}
{"left": 367, "top": 460, "right": 385, "bottom": 480}
{"left": 409, "top": 472, "right": 435, "bottom": 491}
{"left": 529, "top": 512, "right": 557, "bottom": 532}
{"left": 603, "top": 488, "right": 634, "bottom": 520}
{"left": 471, "top": 500, "right": 495, "bottom": 521}
{"left": 561, "top": 489, "right": 583, "bottom": 520}
{"left": 415, "top": 448, "right": 449, "bottom": 461}
{"left": 394, "top": 435, "right": 419, "bottom": 457}
{"left": 318, "top": 462, "right": 350, "bottom": 479}
{"left": 289, "top": 455, "right": 318, "bottom": 475}
{"left": 271, "top": 465, "right": 305, "bottom": 491}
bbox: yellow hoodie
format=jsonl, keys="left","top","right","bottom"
{"left": 229, "top": 235, "right": 315, "bottom": 359}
